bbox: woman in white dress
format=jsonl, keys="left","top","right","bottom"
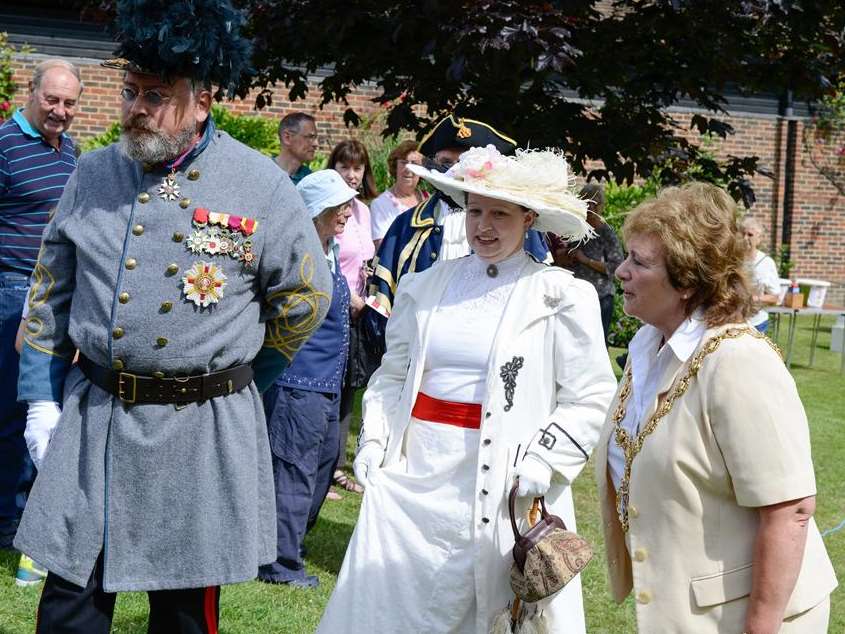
{"left": 317, "top": 145, "right": 617, "bottom": 633}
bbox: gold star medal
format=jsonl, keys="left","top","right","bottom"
{"left": 182, "top": 261, "right": 227, "bottom": 307}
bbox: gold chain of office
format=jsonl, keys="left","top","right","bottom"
{"left": 612, "top": 326, "right": 782, "bottom": 533}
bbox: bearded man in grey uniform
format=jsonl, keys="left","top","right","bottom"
{"left": 13, "top": 1, "right": 332, "bottom": 631}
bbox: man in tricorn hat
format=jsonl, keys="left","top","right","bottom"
{"left": 14, "top": 0, "right": 331, "bottom": 630}
{"left": 364, "top": 115, "right": 549, "bottom": 344}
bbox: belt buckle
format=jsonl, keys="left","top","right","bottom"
{"left": 118, "top": 372, "right": 137, "bottom": 404}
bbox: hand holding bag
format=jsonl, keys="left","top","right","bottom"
{"left": 508, "top": 481, "right": 593, "bottom": 603}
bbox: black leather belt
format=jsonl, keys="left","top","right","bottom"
{"left": 78, "top": 355, "right": 254, "bottom": 404}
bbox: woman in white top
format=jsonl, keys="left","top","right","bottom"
{"left": 317, "top": 146, "right": 616, "bottom": 634}
{"left": 369, "top": 139, "right": 427, "bottom": 248}
{"left": 595, "top": 183, "right": 836, "bottom": 633}
{"left": 742, "top": 216, "right": 780, "bottom": 332}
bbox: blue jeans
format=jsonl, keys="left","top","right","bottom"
{"left": 0, "top": 271, "right": 35, "bottom": 549}
{"left": 259, "top": 386, "right": 340, "bottom": 582}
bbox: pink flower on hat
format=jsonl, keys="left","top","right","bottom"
{"left": 0, "top": 102, "right": 10, "bottom": 112}
{"left": 449, "top": 145, "right": 508, "bottom": 182}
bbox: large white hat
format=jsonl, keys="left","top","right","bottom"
{"left": 296, "top": 170, "right": 359, "bottom": 219}
{"left": 409, "top": 145, "right": 593, "bottom": 240}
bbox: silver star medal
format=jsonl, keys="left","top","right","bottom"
{"left": 185, "top": 230, "right": 209, "bottom": 254}
{"left": 158, "top": 172, "right": 181, "bottom": 201}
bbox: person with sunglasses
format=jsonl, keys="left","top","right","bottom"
{"left": 13, "top": 1, "right": 332, "bottom": 631}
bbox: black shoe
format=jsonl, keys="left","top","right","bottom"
{"left": 258, "top": 574, "right": 319, "bottom": 589}
{"left": 615, "top": 352, "right": 628, "bottom": 370}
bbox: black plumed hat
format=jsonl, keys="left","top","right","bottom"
{"left": 101, "top": 0, "right": 253, "bottom": 98}
{"left": 418, "top": 115, "right": 518, "bottom": 158}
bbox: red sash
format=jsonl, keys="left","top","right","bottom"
{"left": 411, "top": 392, "right": 482, "bottom": 429}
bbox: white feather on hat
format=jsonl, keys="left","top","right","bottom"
{"left": 409, "top": 145, "right": 594, "bottom": 241}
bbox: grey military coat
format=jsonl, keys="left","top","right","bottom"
{"left": 14, "top": 127, "right": 332, "bottom": 591}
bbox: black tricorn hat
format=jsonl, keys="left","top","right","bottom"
{"left": 101, "top": 0, "right": 253, "bottom": 99}
{"left": 418, "top": 115, "right": 518, "bottom": 158}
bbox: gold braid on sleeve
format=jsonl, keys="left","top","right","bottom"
{"left": 22, "top": 261, "right": 73, "bottom": 358}
{"left": 262, "top": 254, "right": 331, "bottom": 360}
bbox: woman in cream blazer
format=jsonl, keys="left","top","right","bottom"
{"left": 595, "top": 183, "right": 837, "bottom": 633}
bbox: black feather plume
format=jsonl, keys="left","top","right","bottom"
{"left": 110, "top": 0, "right": 253, "bottom": 99}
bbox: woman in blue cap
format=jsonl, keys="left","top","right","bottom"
{"left": 259, "top": 169, "right": 357, "bottom": 589}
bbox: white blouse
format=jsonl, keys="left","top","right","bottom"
{"left": 608, "top": 312, "right": 707, "bottom": 491}
{"left": 436, "top": 203, "right": 471, "bottom": 262}
{"left": 370, "top": 190, "right": 406, "bottom": 241}
{"left": 419, "top": 252, "right": 526, "bottom": 403}
{"left": 748, "top": 249, "right": 780, "bottom": 326}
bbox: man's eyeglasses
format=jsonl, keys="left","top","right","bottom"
{"left": 120, "top": 87, "right": 173, "bottom": 108}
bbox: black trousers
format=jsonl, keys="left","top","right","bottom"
{"left": 599, "top": 293, "right": 614, "bottom": 344}
{"left": 36, "top": 554, "right": 220, "bottom": 634}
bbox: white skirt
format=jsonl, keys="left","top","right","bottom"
{"left": 317, "top": 416, "right": 587, "bottom": 634}
{"left": 317, "top": 417, "right": 481, "bottom": 634}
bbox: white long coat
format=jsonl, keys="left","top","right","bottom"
{"left": 319, "top": 256, "right": 617, "bottom": 633}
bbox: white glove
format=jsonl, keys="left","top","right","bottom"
{"left": 25, "top": 400, "right": 62, "bottom": 471}
{"left": 353, "top": 442, "right": 384, "bottom": 490}
{"left": 515, "top": 454, "right": 553, "bottom": 498}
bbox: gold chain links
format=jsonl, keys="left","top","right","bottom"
{"left": 612, "top": 327, "right": 781, "bottom": 533}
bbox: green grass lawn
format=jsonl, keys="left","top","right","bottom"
{"left": 1, "top": 316, "right": 842, "bottom": 633}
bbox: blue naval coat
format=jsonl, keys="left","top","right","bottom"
{"left": 364, "top": 191, "right": 549, "bottom": 346}
{"left": 13, "top": 119, "right": 332, "bottom": 591}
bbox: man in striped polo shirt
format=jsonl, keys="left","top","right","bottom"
{"left": 0, "top": 59, "right": 82, "bottom": 585}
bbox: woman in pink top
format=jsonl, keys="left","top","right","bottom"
{"left": 327, "top": 140, "right": 378, "bottom": 494}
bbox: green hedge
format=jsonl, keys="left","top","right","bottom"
{"left": 81, "top": 105, "right": 280, "bottom": 156}
{"left": 603, "top": 178, "right": 661, "bottom": 349}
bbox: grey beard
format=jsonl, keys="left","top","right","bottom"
{"left": 119, "top": 125, "right": 196, "bottom": 164}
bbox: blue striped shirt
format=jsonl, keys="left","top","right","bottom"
{"left": 0, "top": 110, "right": 77, "bottom": 274}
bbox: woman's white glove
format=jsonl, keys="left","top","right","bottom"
{"left": 353, "top": 442, "right": 384, "bottom": 490}
{"left": 515, "top": 454, "right": 553, "bottom": 498}
{"left": 25, "top": 400, "right": 61, "bottom": 471}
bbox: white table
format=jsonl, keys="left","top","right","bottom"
{"left": 766, "top": 306, "right": 845, "bottom": 373}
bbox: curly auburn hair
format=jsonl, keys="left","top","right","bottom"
{"left": 622, "top": 182, "right": 754, "bottom": 327}
{"left": 386, "top": 140, "right": 421, "bottom": 180}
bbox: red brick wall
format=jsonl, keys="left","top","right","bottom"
{"left": 10, "top": 55, "right": 844, "bottom": 303}
{"left": 8, "top": 56, "right": 385, "bottom": 150}
{"left": 670, "top": 110, "right": 844, "bottom": 304}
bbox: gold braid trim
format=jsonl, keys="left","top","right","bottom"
{"left": 374, "top": 263, "right": 397, "bottom": 296}
{"left": 263, "top": 254, "right": 330, "bottom": 360}
{"left": 407, "top": 229, "right": 433, "bottom": 277}
{"left": 396, "top": 227, "right": 431, "bottom": 283}
{"left": 613, "top": 327, "right": 781, "bottom": 533}
{"left": 22, "top": 260, "right": 72, "bottom": 358}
